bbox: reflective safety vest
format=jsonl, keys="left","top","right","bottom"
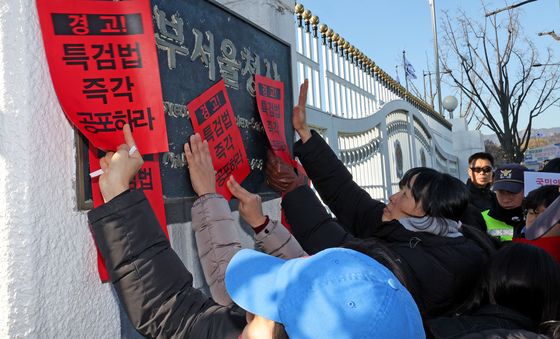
{"left": 482, "top": 210, "right": 514, "bottom": 241}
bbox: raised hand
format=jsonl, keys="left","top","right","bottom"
{"left": 184, "top": 133, "right": 216, "bottom": 196}
{"left": 99, "top": 124, "right": 143, "bottom": 202}
{"left": 226, "top": 176, "right": 267, "bottom": 228}
{"left": 292, "top": 79, "right": 311, "bottom": 143}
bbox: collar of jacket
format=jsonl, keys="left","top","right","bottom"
{"left": 488, "top": 204, "right": 524, "bottom": 227}
{"left": 473, "top": 304, "right": 535, "bottom": 330}
{"left": 466, "top": 179, "right": 492, "bottom": 194}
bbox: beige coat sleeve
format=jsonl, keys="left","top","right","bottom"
{"left": 254, "top": 220, "right": 307, "bottom": 259}
{"left": 191, "top": 194, "right": 240, "bottom": 307}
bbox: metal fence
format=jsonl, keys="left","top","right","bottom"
{"left": 294, "top": 5, "right": 458, "bottom": 200}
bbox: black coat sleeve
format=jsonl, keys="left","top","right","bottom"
{"left": 88, "top": 190, "right": 245, "bottom": 339}
{"left": 293, "top": 130, "right": 386, "bottom": 238}
{"left": 282, "top": 185, "right": 355, "bottom": 254}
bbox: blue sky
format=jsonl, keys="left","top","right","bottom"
{"left": 297, "top": 0, "right": 560, "bottom": 132}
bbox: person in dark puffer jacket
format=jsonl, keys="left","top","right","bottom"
{"left": 266, "top": 80, "right": 494, "bottom": 319}
{"left": 428, "top": 243, "right": 560, "bottom": 338}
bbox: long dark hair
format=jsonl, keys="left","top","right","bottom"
{"left": 399, "top": 167, "right": 470, "bottom": 221}
{"left": 457, "top": 243, "right": 560, "bottom": 328}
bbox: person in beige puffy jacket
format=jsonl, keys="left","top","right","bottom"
{"left": 185, "top": 133, "right": 307, "bottom": 306}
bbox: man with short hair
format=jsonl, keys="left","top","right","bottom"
{"left": 482, "top": 163, "right": 527, "bottom": 241}
{"left": 466, "top": 152, "right": 496, "bottom": 211}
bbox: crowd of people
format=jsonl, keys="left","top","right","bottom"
{"left": 87, "top": 81, "right": 560, "bottom": 338}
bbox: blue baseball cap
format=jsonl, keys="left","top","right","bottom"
{"left": 225, "top": 247, "right": 425, "bottom": 339}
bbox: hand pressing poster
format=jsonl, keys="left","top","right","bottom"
{"left": 187, "top": 80, "right": 251, "bottom": 200}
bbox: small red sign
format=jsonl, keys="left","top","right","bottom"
{"left": 187, "top": 80, "right": 251, "bottom": 200}
{"left": 255, "top": 75, "right": 292, "bottom": 165}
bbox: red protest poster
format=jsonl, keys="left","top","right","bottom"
{"left": 89, "top": 146, "right": 168, "bottom": 282}
{"left": 37, "top": 0, "right": 168, "bottom": 154}
{"left": 187, "top": 80, "right": 251, "bottom": 201}
{"left": 255, "top": 75, "right": 291, "bottom": 165}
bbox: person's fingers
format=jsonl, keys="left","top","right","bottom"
{"left": 117, "top": 143, "right": 129, "bottom": 155}
{"left": 192, "top": 133, "right": 205, "bottom": 159}
{"left": 184, "top": 140, "right": 193, "bottom": 164}
{"left": 123, "top": 124, "right": 136, "bottom": 149}
{"left": 99, "top": 155, "right": 110, "bottom": 172}
{"left": 227, "top": 176, "right": 250, "bottom": 201}
{"left": 201, "top": 139, "right": 214, "bottom": 167}
{"left": 298, "top": 79, "right": 309, "bottom": 108}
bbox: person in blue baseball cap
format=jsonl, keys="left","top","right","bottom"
{"left": 225, "top": 247, "right": 424, "bottom": 339}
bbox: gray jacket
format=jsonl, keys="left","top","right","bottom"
{"left": 191, "top": 194, "right": 307, "bottom": 306}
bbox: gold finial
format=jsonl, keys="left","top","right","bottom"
{"left": 343, "top": 41, "right": 350, "bottom": 50}
{"left": 319, "top": 24, "right": 328, "bottom": 34}
{"left": 295, "top": 3, "right": 304, "bottom": 14}
{"left": 311, "top": 15, "right": 320, "bottom": 25}
{"left": 303, "top": 9, "right": 312, "bottom": 20}
{"left": 339, "top": 37, "right": 345, "bottom": 46}
{"left": 332, "top": 33, "right": 340, "bottom": 42}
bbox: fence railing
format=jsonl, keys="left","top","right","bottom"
{"left": 294, "top": 4, "right": 458, "bottom": 200}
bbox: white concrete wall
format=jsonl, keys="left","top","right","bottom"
{"left": 0, "top": 0, "right": 293, "bottom": 337}
{"left": 0, "top": 0, "right": 120, "bottom": 338}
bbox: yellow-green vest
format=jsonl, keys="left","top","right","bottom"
{"left": 482, "top": 210, "right": 514, "bottom": 241}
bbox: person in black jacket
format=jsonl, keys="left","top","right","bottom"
{"left": 428, "top": 243, "right": 560, "bottom": 338}
{"left": 88, "top": 125, "right": 425, "bottom": 338}
{"left": 466, "top": 152, "right": 496, "bottom": 212}
{"left": 266, "top": 80, "right": 493, "bottom": 318}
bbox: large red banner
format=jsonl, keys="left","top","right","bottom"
{"left": 187, "top": 80, "right": 251, "bottom": 201}
{"left": 36, "top": 0, "right": 168, "bottom": 153}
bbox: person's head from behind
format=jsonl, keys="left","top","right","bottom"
{"left": 474, "top": 243, "right": 560, "bottom": 326}
{"left": 493, "top": 163, "right": 527, "bottom": 210}
{"left": 225, "top": 247, "right": 425, "bottom": 339}
{"left": 468, "top": 152, "right": 495, "bottom": 187}
{"left": 383, "top": 167, "right": 469, "bottom": 222}
{"left": 541, "top": 158, "right": 560, "bottom": 173}
{"left": 524, "top": 185, "right": 560, "bottom": 228}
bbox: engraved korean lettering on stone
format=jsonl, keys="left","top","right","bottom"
{"left": 163, "top": 101, "right": 189, "bottom": 118}
{"left": 153, "top": 5, "right": 189, "bottom": 70}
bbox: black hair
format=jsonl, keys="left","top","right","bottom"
{"left": 457, "top": 243, "right": 560, "bottom": 328}
{"left": 468, "top": 152, "right": 495, "bottom": 167}
{"left": 541, "top": 157, "right": 560, "bottom": 173}
{"left": 399, "top": 167, "right": 470, "bottom": 222}
{"left": 273, "top": 322, "right": 288, "bottom": 339}
{"left": 525, "top": 185, "right": 560, "bottom": 211}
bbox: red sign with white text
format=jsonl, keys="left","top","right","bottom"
{"left": 255, "top": 75, "right": 292, "bottom": 165}
{"left": 36, "top": 0, "right": 168, "bottom": 153}
{"left": 187, "top": 80, "right": 251, "bottom": 200}
{"left": 89, "top": 146, "right": 168, "bottom": 282}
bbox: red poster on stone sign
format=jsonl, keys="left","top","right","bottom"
{"left": 187, "top": 80, "right": 251, "bottom": 201}
{"left": 255, "top": 75, "right": 291, "bottom": 165}
{"left": 36, "top": 0, "right": 168, "bottom": 154}
{"left": 89, "top": 146, "right": 168, "bottom": 282}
